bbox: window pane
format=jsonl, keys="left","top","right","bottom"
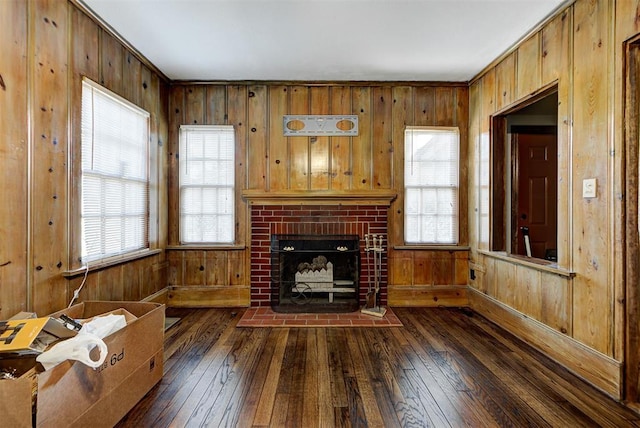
{"left": 81, "top": 79, "right": 150, "bottom": 262}
{"left": 404, "top": 127, "right": 459, "bottom": 244}
{"left": 179, "top": 125, "right": 235, "bottom": 244}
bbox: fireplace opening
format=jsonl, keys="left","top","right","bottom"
{"left": 270, "top": 234, "right": 360, "bottom": 313}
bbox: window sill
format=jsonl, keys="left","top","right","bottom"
{"left": 166, "top": 245, "right": 246, "bottom": 251}
{"left": 478, "top": 250, "right": 575, "bottom": 278}
{"left": 394, "top": 245, "right": 470, "bottom": 251}
{"left": 63, "top": 248, "right": 162, "bottom": 278}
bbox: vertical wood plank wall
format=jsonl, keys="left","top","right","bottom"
{"left": 6, "top": 0, "right": 640, "bottom": 407}
{"left": 0, "top": 0, "right": 168, "bottom": 318}
{"left": 0, "top": 0, "right": 29, "bottom": 319}
{"left": 616, "top": 0, "right": 640, "bottom": 405}
{"left": 167, "top": 83, "right": 469, "bottom": 306}
{"left": 468, "top": 0, "right": 640, "bottom": 399}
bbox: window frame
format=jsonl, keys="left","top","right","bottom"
{"left": 403, "top": 126, "right": 461, "bottom": 246}
{"left": 178, "top": 124, "right": 236, "bottom": 245}
{"left": 78, "top": 78, "right": 151, "bottom": 265}
{"left": 489, "top": 87, "right": 562, "bottom": 266}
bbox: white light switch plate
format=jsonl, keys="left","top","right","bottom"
{"left": 583, "top": 178, "right": 597, "bottom": 198}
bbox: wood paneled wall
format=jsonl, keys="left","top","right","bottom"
{"left": 617, "top": 0, "right": 640, "bottom": 407}
{"left": 468, "top": 0, "right": 640, "bottom": 400}
{"left": 0, "top": 0, "right": 169, "bottom": 318}
{"left": 167, "top": 83, "right": 469, "bottom": 304}
{"left": 6, "top": 0, "right": 640, "bottom": 407}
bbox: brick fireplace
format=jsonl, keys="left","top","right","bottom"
{"left": 249, "top": 204, "right": 389, "bottom": 308}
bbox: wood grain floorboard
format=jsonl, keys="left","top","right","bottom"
{"left": 398, "top": 310, "right": 507, "bottom": 426}
{"left": 388, "top": 326, "right": 492, "bottom": 427}
{"left": 115, "top": 307, "right": 640, "bottom": 427}
{"left": 436, "top": 310, "right": 598, "bottom": 427}
{"left": 236, "top": 328, "right": 288, "bottom": 427}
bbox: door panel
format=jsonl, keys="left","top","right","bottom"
{"left": 513, "top": 133, "right": 557, "bottom": 259}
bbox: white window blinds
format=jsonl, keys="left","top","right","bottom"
{"left": 81, "top": 79, "right": 150, "bottom": 262}
{"left": 404, "top": 127, "right": 459, "bottom": 244}
{"left": 179, "top": 125, "right": 235, "bottom": 244}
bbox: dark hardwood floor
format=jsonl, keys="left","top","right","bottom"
{"left": 116, "top": 307, "right": 640, "bottom": 427}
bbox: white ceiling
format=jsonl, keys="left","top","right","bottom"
{"left": 81, "top": 0, "right": 567, "bottom": 82}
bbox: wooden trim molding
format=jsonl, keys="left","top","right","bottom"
{"left": 241, "top": 189, "right": 398, "bottom": 206}
{"left": 478, "top": 250, "right": 575, "bottom": 278}
{"left": 624, "top": 35, "right": 640, "bottom": 404}
{"left": 469, "top": 288, "right": 622, "bottom": 399}
{"left": 62, "top": 249, "right": 163, "bottom": 277}
{"left": 394, "top": 245, "right": 470, "bottom": 251}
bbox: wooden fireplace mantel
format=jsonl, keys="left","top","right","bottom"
{"left": 241, "top": 189, "right": 398, "bottom": 206}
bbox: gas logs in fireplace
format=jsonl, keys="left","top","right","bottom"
{"left": 270, "top": 234, "right": 360, "bottom": 313}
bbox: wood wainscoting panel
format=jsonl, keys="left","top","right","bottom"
{"left": 469, "top": 288, "right": 621, "bottom": 399}
{"left": 388, "top": 285, "right": 469, "bottom": 307}
{"left": 168, "top": 286, "right": 250, "bottom": 308}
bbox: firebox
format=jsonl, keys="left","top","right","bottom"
{"left": 270, "top": 234, "right": 360, "bottom": 313}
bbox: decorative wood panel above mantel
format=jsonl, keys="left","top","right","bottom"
{"left": 241, "top": 190, "right": 397, "bottom": 206}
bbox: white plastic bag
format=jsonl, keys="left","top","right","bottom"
{"left": 36, "top": 314, "right": 126, "bottom": 370}
{"left": 80, "top": 313, "right": 126, "bottom": 338}
{"left": 36, "top": 333, "right": 107, "bottom": 370}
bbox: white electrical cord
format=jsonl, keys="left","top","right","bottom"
{"left": 68, "top": 262, "right": 89, "bottom": 308}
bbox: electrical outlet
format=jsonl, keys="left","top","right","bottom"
{"left": 582, "top": 178, "right": 596, "bottom": 198}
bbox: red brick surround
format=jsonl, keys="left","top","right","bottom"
{"left": 250, "top": 205, "right": 389, "bottom": 307}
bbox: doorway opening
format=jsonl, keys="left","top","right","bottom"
{"left": 491, "top": 88, "right": 558, "bottom": 261}
{"left": 624, "top": 35, "right": 640, "bottom": 406}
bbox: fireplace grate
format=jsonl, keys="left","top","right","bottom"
{"left": 270, "top": 234, "right": 360, "bottom": 313}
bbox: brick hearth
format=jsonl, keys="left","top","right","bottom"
{"left": 250, "top": 205, "right": 388, "bottom": 307}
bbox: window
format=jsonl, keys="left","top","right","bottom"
{"left": 404, "top": 127, "right": 460, "bottom": 244}
{"left": 81, "top": 79, "right": 150, "bottom": 262}
{"left": 179, "top": 125, "right": 235, "bottom": 244}
{"left": 491, "top": 90, "right": 558, "bottom": 261}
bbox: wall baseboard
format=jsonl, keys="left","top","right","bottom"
{"left": 468, "top": 288, "right": 622, "bottom": 399}
{"left": 388, "top": 285, "right": 469, "bottom": 307}
{"left": 167, "top": 286, "right": 250, "bottom": 308}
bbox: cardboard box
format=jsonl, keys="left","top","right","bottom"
{"left": 0, "top": 301, "right": 165, "bottom": 428}
{"left": 0, "top": 318, "right": 77, "bottom": 356}
{"left": 0, "top": 356, "right": 38, "bottom": 408}
{"left": 8, "top": 312, "right": 37, "bottom": 321}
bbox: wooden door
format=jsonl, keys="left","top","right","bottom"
{"left": 512, "top": 132, "right": 558, "bottom": 259}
